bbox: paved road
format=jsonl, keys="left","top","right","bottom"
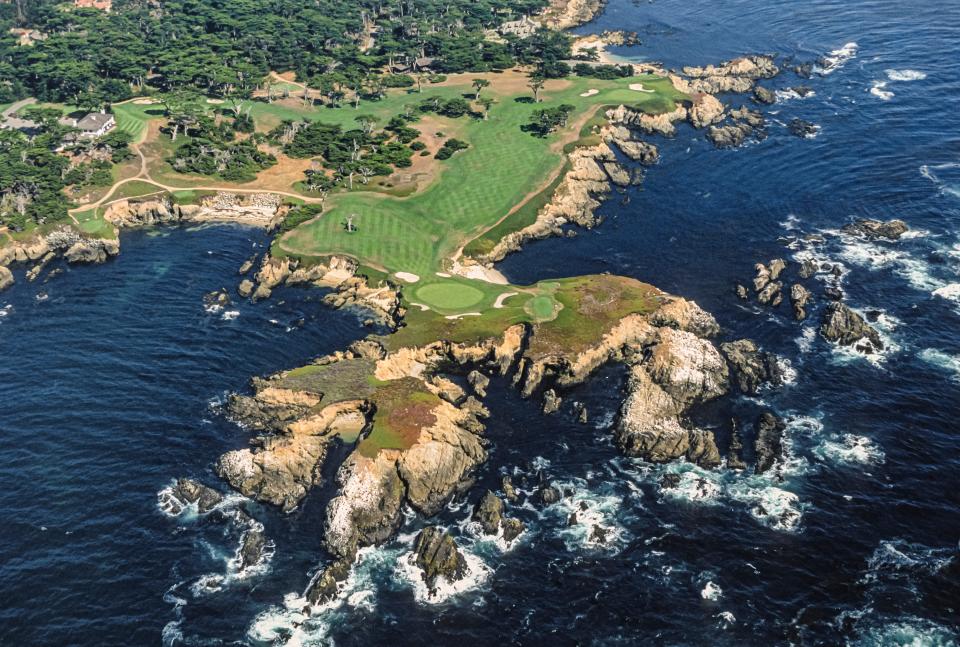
{"left": 1, "top": 97, "right": 37, "bottom": 123}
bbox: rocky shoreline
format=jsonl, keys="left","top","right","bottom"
{"left": 464, "top": 55, "right": 781, "bottom": 267}
{"left": 200, "top": 275, "right": 789, "bottom": 606}
{"left": 0, "top": 192, "right": 287, "bottom": 293}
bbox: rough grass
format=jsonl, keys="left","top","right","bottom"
{"left": 384, "top": 274, "right": 662, "bottom": 354}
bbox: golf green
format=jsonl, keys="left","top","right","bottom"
{"left": 415, "top": 282, "right": 485, "bottom": 310}
{"left": 526, "top": 295, "right": 558, "bottom": 321}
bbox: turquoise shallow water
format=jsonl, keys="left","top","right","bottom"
{"left": 2, "top": 1, "right": 960, "bottom": 644}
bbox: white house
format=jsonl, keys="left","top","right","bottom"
{"left": 63, "top": 112, "right": 117, "bottom": 138}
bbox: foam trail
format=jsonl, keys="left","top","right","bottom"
{"left": 920, "top": 348, "right": 960, "bottom": 382}
{"left": 885, "top": 69, "right": 927, "bottom": 81}
{"left": 815, "top": 42, "right": 858, "bottom": 74}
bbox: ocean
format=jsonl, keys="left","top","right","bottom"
{"left": 1, "top": 0, "right": 958, "bottom": 644}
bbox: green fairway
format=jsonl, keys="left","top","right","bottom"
{"left": 278, "top": 74, "right": 687, "bottom": 279}
{"left": 112, "top": 101, "right": 160, "bottom": 142}
{"left": 415, "top": 282, "right": 485, "bottom": 309}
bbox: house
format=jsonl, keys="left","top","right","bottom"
{"left": 74, "top": 0, "right": 112, "bottom": 10}
{"left": 8, "top": 28, "right": 48, "bottom": 46}
{"left": 413, "top": 57, "right": 435, "bottom": 71}
{"left": 499, "top": 15, "right": 541, "bottom": 38}
{"left": 62, "top": 112, "right": 117, "bottom": 138}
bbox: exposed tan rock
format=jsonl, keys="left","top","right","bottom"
{"left": 0, "top": 266, "right": 13, "bottom": 292}
{"left": 539, "top": 0, "right": 606, "bottom": 30}
{"left": 687, "top": 92, "right": 725, "bottom": 128}
{"left": 217, "top": 400, "right": 365, "bottom": 512}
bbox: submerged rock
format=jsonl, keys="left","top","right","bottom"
{"left": 820, "top": 302, "right": 884, "bottom": 351}
{"left": 720, "top": 339, "right": 782, "bottom": 395}
{"left": 788, "top": 119, "right": 819, "bottom": 138}
{"left": 754, "top": 411, "right": 786, "bottom": 474}
{"left": 203, "top": 289, "right": 232, "bottom": 309}
{"left": 841, "top": 218, "right": 909, "bottom": 241}
{"left": 735, "top": 283, "right": 749, "bottom": 300}
{"left": 413, "top": 527, "right": 467, "bottom": 591}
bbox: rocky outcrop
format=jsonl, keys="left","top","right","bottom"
{"left": 681, "top": 55, "right": 779, "bottom": 94}
{"left": 754, "top": 411, "right": 785, "bottom": 474}
{"left": 606, "top": 127, "right": 660, "bottom": 165}
{"left": 238, "top": 526, "right": 267, "bottom": 571}
{"left": 217, "top": 399, "right": 366, "bottom": 512}
{"left": 472, "top": 490, "right": 525, "bottom": 541}
{"left": 0, "top": 266, "right": 13, "bottom": 292}
{"left": 727, "top": 419, "right": 747, "bottom": 470}
{"left": 753, "top": 86, "right": 776, "bottom": 104}
{"left": 608, "top": 104, "right": 688, "bottom": 137}
{"left": 708, "top": 106, "right": 766, "bottom": 148}
{"left": 615, "top": 327, "right": 728, "bottom": 467}
{"left": 164, "top": 478, "right": 224, "bottom": 514}
{"left": 472, "top": 490, "right": 504, "bottom": 534}
{"left": 820, "top": 302, "right": 884, "bottom": 352}
{"left": 64, "top": 237, "right": 120, "bottom": 264}
{"left": 103, "top": 198, "right": 182, "bottom": 227}
{"left": 304, "top": 558, "right": 352, "bottom": 606}
{"left": 720, "top": 339, "right": 782, "bottom": 395}
{"left": 790, "top": 284, "right": 813, "bottom": 320}
{"left": 687, "top": 93, "right": 725, "bottom": 128}
{"left": 539, "top": 0, "right": 606, "bottom": 30}
{"left": 841, "top": 218, "right": 909, "bottom": 241}
{"left": 412, "top": 527, "right": 468, "bottom": 592}
{"left": 751, "top": 258, "right": 786, "bottom": 306}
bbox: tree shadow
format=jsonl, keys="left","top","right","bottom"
{"left": 514, "top": 96, "right": 535, "bottom": 104}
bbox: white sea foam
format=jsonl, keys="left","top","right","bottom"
{"left": 221, "top": 310, "right": 240, "bottom": 320}
{"left": 395, "top": 547, "right": 491, "bottom": 605}
{"left": 660, "top": 466, "right": 722, "bottom": 504}
{"left": 815, "top": 42, "right": 859, "bottom": 75}
{"left": 919, "top": 348, "right": 960, "bottom": 382}
{"left": 728, "top": 483, "right": 803, "bottom": 532}
{"left": 862, "top": 540, "right": 953, "bottom": 585}
{"left": 796, "top": 326, "right": 817, "bottom": 354}
{"left": 552, "top": 482, "right": 627, "bottom": 552}
{"left": 716, "top": 611, "right": 737, "bottom": 629}
{"left": 775, "top": 88, "right": 816, "bottom": 102}
{"left": 920, "top": 162, "right": 960, "bottom": 199}
{"left": 869, "top": 81, "right": 895, "bottom": 100}
{"left": 885, "top": 69, "right": 927, "bottom": 82}
{"left": 776, "top": 357, "right": 798, "bottom": 386}
{"left": 814, "top": 433, "right": 885, "bottom": 465}
{"left": 700, "top": 581, "right": 723, "bottom": 601}
{"left": 852, "top": 618, "right": 959, "bottom": 647}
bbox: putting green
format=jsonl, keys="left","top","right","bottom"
{"left": 526, "top": 295, "right": 560, "bottom": 321}
{"left": 415, "top": 282, "right": 485, "bottom": 310}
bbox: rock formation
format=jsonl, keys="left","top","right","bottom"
{"left": 0, "top": 266, "right": 13, "bottom": 292}
{"left": 163, "top": 478, "right": 224, "bottom": 514}
{"left": 790, "top": 284, "right": 813, "bottom": 320}
{"left": 754, "top": 411, "right": 785, "bottom": 474}
{"left": 681, "top": 55, "right": 779, "bottom": 94}
{"left": 412, "top": 527, "right": 468, "bottom": 592}
{"left": 820, "top": 303, "right": 884, "bottom": 352}
{"left": 841, "top": 218, "right": 909, "bottom": 240}
{"left": 720, "top": 339, "right": 782, "bottom": 395}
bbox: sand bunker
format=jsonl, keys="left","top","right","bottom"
{"left": 444, "top": 312, "right": 482, "bottom": 320}
{"left": 493, "top": 292, "right": 519, "bottom": 308}
{"left": 579, "top": 89, "right": 600, "bottom": 97}
{"left": 394, "top": 272, "right": 420, "bottom": 283}
{"left": 629, "top": 83, "right": 655, "bottom": 93}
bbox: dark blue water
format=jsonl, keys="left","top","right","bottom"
{"left": 2, "top": 1, "right": 960, "bottom": 644}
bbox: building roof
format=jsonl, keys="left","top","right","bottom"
{"left": 75, "top": 113, "right": 114, "bottom": 132}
